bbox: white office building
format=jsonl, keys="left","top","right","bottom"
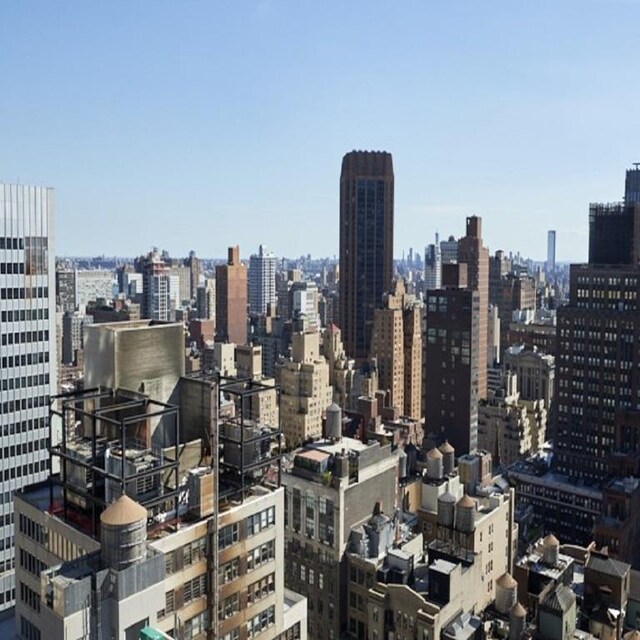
{"left": 249, "top": 244, "right": 277, "bottom": 315}
{"left": 0, "top": 183, "right": 57, "bottom": 613}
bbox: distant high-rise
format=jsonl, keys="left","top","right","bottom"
{"left": 339, "top": 150, "right": 394, "bottom": 360}
{"left": 424, "top": 232, "right": 442, "bottom": 290}
{"left": 215, "top": 245, "right": 248, "bottom": 345}
{"left": 588, "top": 202, "right": 640, "bottom": 266}
{"left": 457, "top": 216, "right": 489, "bottom": 400}
{"left": 248, "top": 244, "right": 277, "bottom": 315}
{"left": 625, "top": 163, "right": 640, "bottom": 203}
{"left": 138, "top": 249, "right": 173, "bottom": 321}
{"left": 55, "top": 268, "right": 76, "bottom": 312}
{"left": 185, "top": 249, "right": 200, "bottom": 299}
{"left": 547, "top": 230, "right": 556, "bottom": 273}
{"left": 0, "top": 183, "right": 57, "bottom": 614}
{"left": 440, "top": 234, "right": 458, "bottom": 264}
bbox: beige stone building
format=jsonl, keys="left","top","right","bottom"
{"left": 478, "top": 372, "right": 547, "bottom": 467}
{"left": 322, "top": 323, "right": 378, "bottom": 411}
{"left": 369, "top": 280, "right": 422, "bottom": 420}
{"left": 236, "top": 344, "right": 279, "bottom": 430}
{"left": 277, "top": 331, "right": 333, "bottom": 447}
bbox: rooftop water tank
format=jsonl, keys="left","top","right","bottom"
{"left": 542, "top": 533, "right": 560, "bottom": 566}
{"left": 100, "top": 494, "right": 148, "bottom": 571}
{"left": 426, "top": 447, "right": 443, "bottom": 480}
{"left": 454, "top": 494, "right": 476, "bottom": 533}
{"left": 437, "top": 491, "right": 456, "bottom": 527}
{"left": 398, "top": 448, "right": 407, "bottom": 479}
{"left": 439, "top": 440, "right": 455, "bottom": 475}
{"left": 326, "top": 403, "right": 342, "bottom": 440}
{"left": 496, "top": 572, "right": 518, "bottom": 614}
{"left": 509, "top": 602, "right": 527, "bottom": 640}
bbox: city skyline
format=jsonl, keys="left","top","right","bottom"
{"left": 2, "top": 2, "right": 639, "bottom": 261}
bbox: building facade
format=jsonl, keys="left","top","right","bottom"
{"left": 216, "top": 246, "right": 248, "bottom": 345}
{"left": 424, "top": 286, "right": 480, "bottom": 455}
{"left": 339, "top": 150, "right": 394, "bottom": 361}
{"left": 282, "top": 435, "right": 398, "bottom": 640}
{"left": 249, "top": 244, "right": 277, "bottom": 316}
{"left": 0, "top": 183, "right": 57, "bottom": 614}
{"left": 277, "top": 331, "right": 332, "bottom": 447}
{"left": 457, "top": 216, "right": 489, "bottom": 400}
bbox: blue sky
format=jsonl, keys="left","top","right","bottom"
{"left": 1, "top": 1, "right": 638, "bottom": 261}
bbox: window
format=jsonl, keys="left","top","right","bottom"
{"left": 219, "top": 556, "right": 240, "bottom": 584}
{"left": 247, "top": 540, "right": 275, "bottom": 571}
{"left": 218, "top": 592, "right": 240, "bottom": 621}
{"left": 183, "top": 574, "right": 207, "bottom": 605}
{"left": 184, "top": 536, "right": 207, "bottom": 565}
{"left": 185, "top": 610, "right": 209, "bottom": 640}
{"left": 247, "top": 506, "right": 276, "bottom": 536}
{"left": 219, "top": 523, "right": 240, "bottom": 549}
{"left": 247, "top": 605, "right": 275, "bottom": 638}
{"left": 247, "top": 573, "right": 275, "bottom": 604}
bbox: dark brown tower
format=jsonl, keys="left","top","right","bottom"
{"left": 457, "top": 216, "right": 489, "bottom": 399}
{"left": 339, "top": 150, "right": 394, "bottom": 360}
{"left": 215, "top": 246, "right": 248, "bottom": 345}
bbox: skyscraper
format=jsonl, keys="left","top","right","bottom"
{"left": 138, "top": 249, "right": 173, "bottom": 321}
{"left": 248, "top": 244, "right": 277, "bottom": 315}
{"left": 215, "top": 245, "right": 248, "bottom": 345}
{"left": 424, "top": 265, "right": 481, "bottom": 455}
{"left": 588, "top": 202, "right": 640, "bottom": 266}
{"left": 547, "top": 230, "right": 556, "bottom": 274}
{"left": 339, "top": 150, "right": 394, "bottom": 360}
{"left": 0, "top": 183, "right": 57, "bottom": 613}
{"left": 424, "top": 232, "right": 442, "bottom": 290}
{"left": 457, "top": 216, "right": 489, "bottom": 400}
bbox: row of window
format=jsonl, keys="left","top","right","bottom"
{"left": 20, "top": 615, "right": 40, "bottom": 640}
{"left": 164, "top": 535, "right": 208, "bottom": 576}
{"left": 0, "top": 238, "right": 25, "bottom": 250}
{"left": 247, "top": 506, "right": 276, "bottom": 536}
{"left": 247, "top": 605, "right": 276, "bottom": 639}
{"left": 0, "top": 351, "right": 50, "bottom": 369}
{"left": 1, "top": 373, "right": 49, "bottom": 391}
{"left": 19, "top": 582, "right": 40, "bottom": 612}
{"left": 0, "top": 262, "right": 26, "bottom": 274}
{"left": 247, "top": 540, "right": 275, "bottom": 572}
{"left": 1, "top": 393, "right": 49, "bottom": 415}
{"left": 18, "top": 513, "right": 45, "bottom": 544}
{"left": 1, "top": 416, "right": 47, "bottom": 437}
{"left": 1, "top": 329, "right": 49, "bottom": 346}
{"left": 2, "top": 438, "right": 47, "bottom": 461}
{"left": 161, "top": 574, "right": 207, "bottom": 618}
{"left": 19, "top": 548, "right": 46, "bottom": 577}
{"left": 2, "top": 458, "right": 47, "bottom": 482}
{"left": 0, "top": 286, "right": 49, "bottom": 300}
{"left": 247, "top": 573, "right": 275, "bottom": 605}
{"left": 1, "top": 308, "right": 49, "bottom": 322}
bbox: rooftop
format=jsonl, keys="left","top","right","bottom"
{"left": 585, "top": 552, "right": 630, "bottom": 579}
{"left": 430, "top": 558, "right": 458, "bottom": 575}
{"left": 305, "top": 436, "right": 372, "bottom": 455}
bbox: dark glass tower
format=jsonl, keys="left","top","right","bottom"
{"left": 339, "top": 150, "right": 394, "bottom": 360}
{"left": 588, "top": 202, "right": 640, "bottom": 266}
